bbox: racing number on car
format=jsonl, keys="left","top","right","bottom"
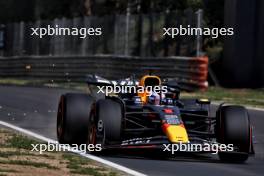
{"left": 164, "top": 115, "right": 181, "bottom": 125}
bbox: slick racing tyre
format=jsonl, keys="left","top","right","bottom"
{"left": 96, "top": 99, "right": 123, "bottom": 142}
{"left": 216, "top": 105, "right": 250, "bottom": 162}
{"left": 57, "top": 93, "right": 94, "bottom": 144}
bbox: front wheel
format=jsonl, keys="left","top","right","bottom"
{"left": 96, "top": 99, "right": 123, "bottom": 143}
{"left": 216, "top": 105, "right": 251, "bottom": 163}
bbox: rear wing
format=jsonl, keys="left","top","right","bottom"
{"left": 86, "top": 74, "right": 138, "bottom": 86}
{"left": 86, "top": 74, "right": 115, "bottom": 86}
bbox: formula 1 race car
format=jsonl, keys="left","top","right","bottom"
{"left": 57, "top": 74, "right": 254, "bottom": 162}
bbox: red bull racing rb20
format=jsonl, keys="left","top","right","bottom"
{"left": 57, "top": 74, "right": 254, "bottom": 162}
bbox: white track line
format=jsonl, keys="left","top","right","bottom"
{"left": 0, "top": 120, "right": 147, "bottom": 176}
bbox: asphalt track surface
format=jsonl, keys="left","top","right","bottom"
{"left": 0, "top": 85, "right": 263, "bottom": 176}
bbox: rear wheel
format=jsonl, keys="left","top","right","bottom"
{"left": 216, "top": 105, "right": 250, "bottom": 162}
{"left": 96, "top": 99, "right": 123, "bottom": 142}
{"left": 57, "top": 93, "right": 94, "bottom": 144}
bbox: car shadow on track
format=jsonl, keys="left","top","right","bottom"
{"left": 94, "top": 149, "right": 225, "bottom": 164}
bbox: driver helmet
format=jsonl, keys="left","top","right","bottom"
{"left": 148, "top": 91, "right": 160, "bottom": 105}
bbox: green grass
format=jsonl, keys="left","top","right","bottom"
{"left": 0, "top": 160, "right": 58, "bottom": 169}
{"left": 6, "top": 134, "right": 40, "bottom": 150}
{"left": 181, "top": 87, "right": 264, "bottom": 108}
{"left": 0, "top": 168, "right": 17, "bottom": 173}
{"left": 63, "top": 153, "right": 116, "bottom": 176}
{"left": 0, "top": 129, "right": 121, "bottom": 176}
{"left": 0, "top": 151, "right": 21, "bottom": 158}
{"left": 0, "top": 131, "right": 57, "bottom": 170}
{"left": 63, "top": 153, "right": 91, "bottom": 165}
{"left": 0, "top": 150, "right": 55, "bottom": 159}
